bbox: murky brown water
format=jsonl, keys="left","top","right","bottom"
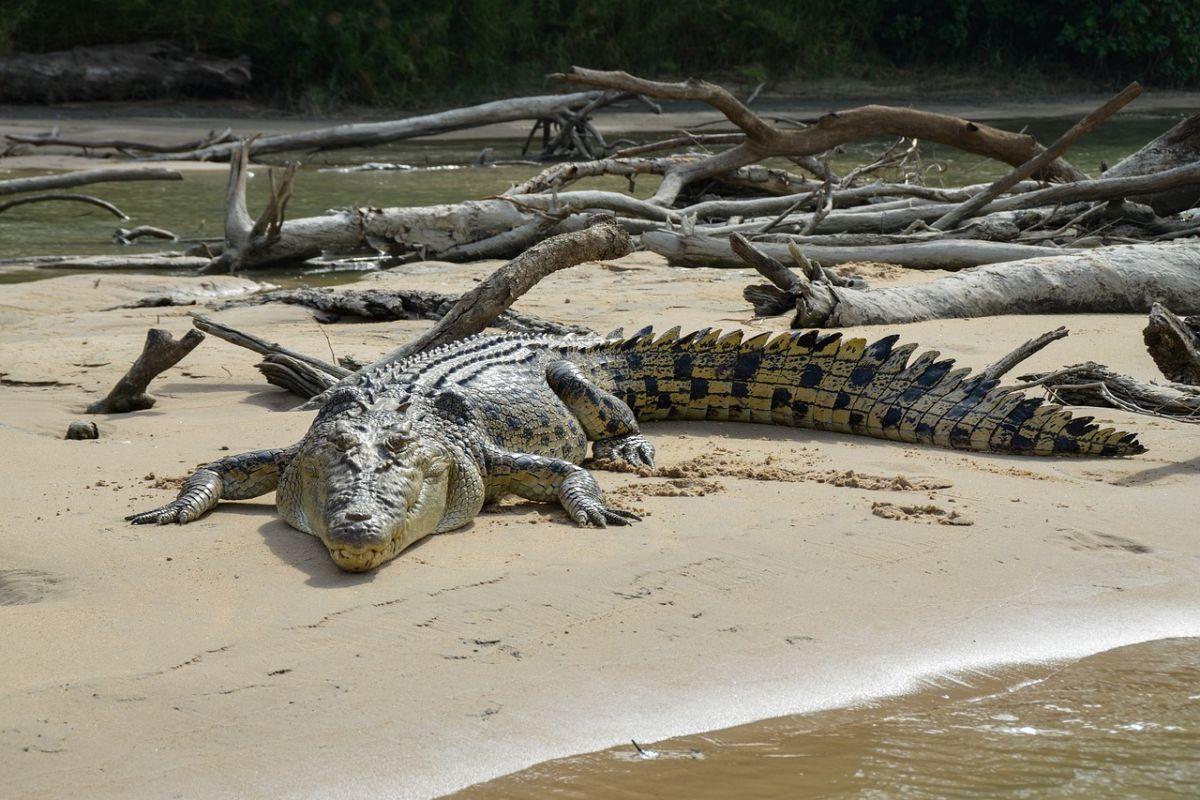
{"left": 450, "top": 637, "right": 1200, "bottom": 799}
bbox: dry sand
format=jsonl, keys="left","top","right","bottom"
{"left": 2, "top": 256, "right": 1199, "bottom": 799}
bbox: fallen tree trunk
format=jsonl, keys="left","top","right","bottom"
{"left": 644, "top": 229, "right": 1061, "bottom": 270}
{"left": 554, "top": 67, "right": 1086, "bottom": 206}
{"left": 1143, "top": 302, "right": 1200, "bottom": 384}
{"left": 736, "top": 240, "right": 1200, "bottom": 327}
{"left": 142, "top": 91, "right": 614, "bottom": 162}
{"left": 0, "top": 167, "right": 182, "bottom": 196}
{"left": 0, "top": 42, "right": 250, "bottom": 103}
{"left": 1105, "top": 111, "right": 1200, "bottom": 215}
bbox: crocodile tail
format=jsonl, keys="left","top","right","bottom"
{"left": 594, "top": 327, "right": 1144, "bottom": 457}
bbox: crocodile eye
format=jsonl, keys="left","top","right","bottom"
{"left": 383, "top": 433, "right": 408, "bottom": 452}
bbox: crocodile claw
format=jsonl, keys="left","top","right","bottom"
{"left": 127, "top": 469, "right": 221, "bottom": 525}
{"left": 560, "top": 470, "right": 640, "bottom": 528}
{"left": 593, "top": 434, "right": 656, "bottom": 470}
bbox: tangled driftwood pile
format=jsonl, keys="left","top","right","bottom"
{"left": 8, "top": 67, "right": 1200, "bottom": 424}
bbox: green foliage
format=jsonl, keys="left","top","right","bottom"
{"left": 2, "top": 1, "right": 1197, "bottom": 107}
{"left": 877, "top": 0, "right": 1200, "bottom": 83}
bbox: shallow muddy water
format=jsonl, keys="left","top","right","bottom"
{"left": 452, "top": 637, "right": 1200, "bottom": 799}
{"left": 0, "top": 110, "right": 1194, "bottom": 269}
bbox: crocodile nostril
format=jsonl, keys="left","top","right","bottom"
{"left": 345, "top": 512, "right": 373, "bottom": 522}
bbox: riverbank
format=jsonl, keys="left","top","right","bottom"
{"left": 453, "top": 636, "right": 1200, "bottom": 798}
{"left": 1, "top": 255, "right": 1198, "bottom": 798}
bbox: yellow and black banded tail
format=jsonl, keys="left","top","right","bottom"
{"left": 592, "top": 327, "right": 1143, "bottom": 457}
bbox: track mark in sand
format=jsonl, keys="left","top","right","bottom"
{"left": 593, "top": 448, "right": 951, "bottom": 491}
{"left": 0, "top": 569, "right": 65, "bottom": 606}
{"left": 871, "top": 502, "right": 974, "bottom": 526}
{"left": 1058, "top": 529, "right": 1151, "bottom": 554}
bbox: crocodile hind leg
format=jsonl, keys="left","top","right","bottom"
{"left": 546, "top": 360, "right": 656, "bottom": 468}
{"left": 484, "top": 448, "right": 639, "bottom": 527}
{"left": 127, "top": 446, "right": 297, "bottom": 525}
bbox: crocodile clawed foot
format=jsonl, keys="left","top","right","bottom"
{"left": 593, "top": 434, "right": 656, "bottom": 470}
{"left": 561, "top": 471, "right": 641, "bottom": 527}
{"left": 126, "top": 501, "right": 194, "bottom": 525}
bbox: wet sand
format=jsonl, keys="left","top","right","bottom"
{"left": 453, "top": 636, "right": 1200, "bottom": 799}
{"left": 2, "top": 255, "right": 1199, "bottom": 799}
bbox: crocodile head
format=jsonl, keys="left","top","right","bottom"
{"left": 278, "top": 394, "right": 451, "bottom": 572}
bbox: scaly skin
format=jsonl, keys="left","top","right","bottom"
{"left": 129, "top": 327, "right": 1144, "bottom": 572}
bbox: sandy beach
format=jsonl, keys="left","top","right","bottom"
{"left": 2, "top": 252, "right": 1199, "bottom": 798}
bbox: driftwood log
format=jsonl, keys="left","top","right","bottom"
{"left": 141, "top": 91, "right": 618, "bottom": 162}
{"left": 930, "top": 82, "right": 1142, "bottom": 230}
{"left": 647, "top": 229, "right": 1060, "bottom": 270}
{"left": 1106, "top": 111, "right": 1200, "bottom": 215}
{"left": 6, "top": 128, "right": 234, "bottom": 157}
{"left": 0, "top": 193, "right": 128, "bottom": 218}
{"left": 1143, "top": 302, "right": 1200, "bottom": 384}
{"left": 0, "top": 167, "right": 182, "bottom": 196}
{"left": 87, "top": 328, "right": 206, "bottom": 413}
{"left": 737, "top": 240, "right": 1200, "bottom": 326}
{"left": 1019, "top": 362, "right": 1200, "bottom": 421}
{"left": 225, "top": 287, "right": 592, "bottom": 335}
{"left": 554, "top": 67, "right": 1085, "bottom": 206}
{"left": 376, "top": 221, "right": 632, "bottom": 363}
{"left": 0, "top": 42, "right": 250, "bottom": 103}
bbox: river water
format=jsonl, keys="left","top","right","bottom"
{"left": 452, "top": 637, "right": 1200, "bottom": 799}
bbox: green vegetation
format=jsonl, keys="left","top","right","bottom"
{"left": 3, "top": 1, "right": 1198, "bottom": 107}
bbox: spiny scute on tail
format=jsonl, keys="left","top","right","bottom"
{"left": 592, "top": 328, "right": 1144, "bottom": 457}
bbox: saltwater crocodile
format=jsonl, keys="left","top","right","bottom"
{"left": 128, "top": 327, "right": 1143, "bottom": 571}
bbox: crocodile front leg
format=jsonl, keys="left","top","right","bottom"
{"left": 127, "top": 446, "right": 297, "bottom": 525}
{"left": 546, "top": 360, "right": 656, "bottom": 468}
{"left": 484, "top": 449, "right": 639, "bottom": 527}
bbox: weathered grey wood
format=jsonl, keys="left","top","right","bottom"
{"left": 1106, "top": 111, "right": 1200, "bottom": 215}
{"left": 380, "top": 222, "right": 633, "bottom": 362}
{"left": 643, "top": 230, "right": 1061, "bottom": 270}
{"left": 0, "top": 167, "right": 182, "bottom": 196}
{"left": 87, "top": 328, "right": 206, "bottom": 413}
{"left": 932, "top": 82, "right": 1141, "bottom": 230}
{"left": 190, "top": 314, "right": 350, "bottom": 379}
{"left": 0, "top": 193, "right": 127, "bottom": 218}
{"left": 144, "top": 92, "right": 609, "bottom": 162}
{"left": 555, "top": 67, "right": 1085, "bottom": 206}
{"left": 981, "top": 327, "right": 1070, "bottom": 382}
{"left": 1020, "top": 361, "right": 1200, "bottom": 421}
{"left": 226, "top": 287, "right": 592, "bottom": 335}
{"left": 757, "top": 241, "right": 1200, "bottom": 327}
{"left": 1143, "top": 302, "right": 1200, "bottom": 384}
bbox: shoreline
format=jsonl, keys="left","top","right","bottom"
{"left": 2, "top": 90, "right": 1198, "bottom": 164}
{"left": 2, "top": 264, "right": 1198, "bottom": 798}
{"left": 454, "top": 635, "right": 1200, "bottom": 798}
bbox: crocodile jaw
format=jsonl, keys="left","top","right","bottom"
{"left": 275, "top": 412, "right": 453, "bottom": 573}
{"left": 322, "top": 469, "right": 450, "bottom": 572}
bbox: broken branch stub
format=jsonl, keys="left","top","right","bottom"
{"left": 87, "top": 328, "right": 205, "bottom": 414}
